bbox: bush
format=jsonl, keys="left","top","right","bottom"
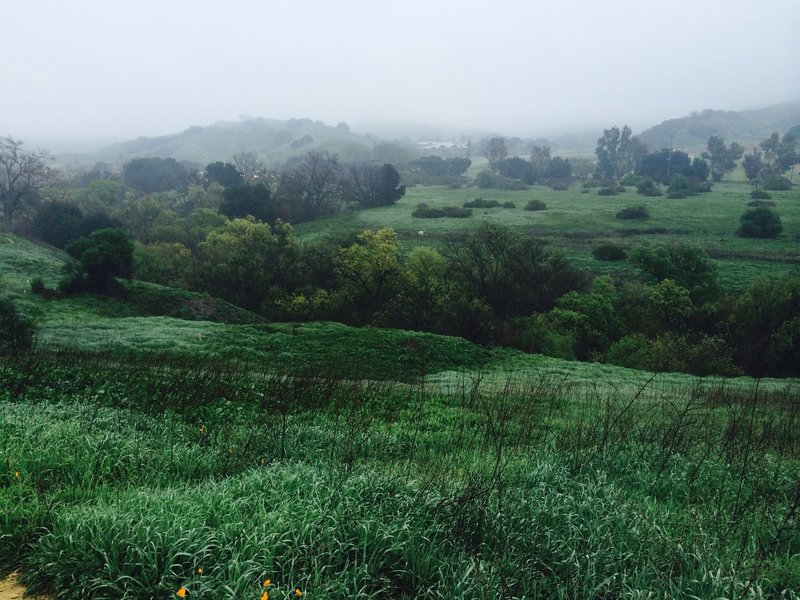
{"left": 747, "top": 199, "right": 775, "bottom": 207}
{"left": 0, "top": 297, "right": 36, "bottom": 353}
{"left": 737, "top": 207, "right": 783, "bottom": 238}
{"left": 615, "top": 206, "right": 650, "bottom": 220}
{"left": 475, "top": 170, "right": 496, "bottom": 189}
{"left": 550, "top": 182, "right": 569, "bottom": 191}
{"left": 760, "top": 173, "right": 792, "bottom": 191}
{"left": 636, "top": 178, "right": 662, "bottom": 197}
{"left": 750, "top": 189, "right": 772, "bottom": 200}
{"left": 619, "top": 174, "right": 644, "bottom": 186}
{"left": 502, "top": 201, "right": 516, "bottom": 209}
{"left": 524, "top": 200, "right": 547, "bottom": 211}
{"left": 597, "top": 186, "right": 624, "bottom": 196}
{"left": 592, "top": 244, "right": 627, "bottom": 261}
{"left": 412, "top": 204, "right": 471, "bottom": 219}
{"left": 463, "top": 198, "right": 501, "bottom": 209}
{"left": 61, "top": 228, "right": 135, "bottom": 293}
{"left": 667, "top": 191, "right": 687, "bottom": 199}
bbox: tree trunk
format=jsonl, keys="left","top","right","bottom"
{"left": 2, "top": 203, "right": 13, "bottom": 234}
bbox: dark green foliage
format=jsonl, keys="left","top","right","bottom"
{"left": 737, "top": 207, "right": 782, "bottom": 238}
{"left": 742, "top": 151, "right": 765, "bottom": 182}
{"left": 615, "top": 205, "right": 649, "bottom": 220}
{"left": 61, "top": 228, "right": 135, "bottom": 293}
{"left": 122, "top": 157, "right": 188, "bottom": 194}
{"left": 219, "top": 183, "right": 277, "bottom": 223}
{"left": 635, "top": 178, "right": 662, "bottom": 196}
{"left": 524, "top": 199, "right": 547, "bottom": 211}
{"left": 204, "top": 161, "right": 242, "bottom": 188}
{"left": 594, "top": 125, "right": 648, "bottom": 180}
{"left": 728, "top": 276, "right": 800, "bottom": 376}
{"left": 33, "top": 201, "right": 84, "bottom": 248}
{"left": 597, "top": 186, "right": 620, "bottom": 196}
{"left": 545, "top": 156, "right": 572, "bottom": 180}
{"left": 412, "top": 204, "right": 471, "bottom": 218}
{"left": 347, "top": 163, "right": 406, "bottom": 208}
{"left": 0, "top": 296, "right": 35, "bottom": 353}
{"left": 592, "top": 244, "right": 627, "bottom": 261}
{"left": 502, "top": 201, "right": 516, "bottom": 209}
{"left": 760, "top": 171, "right": 792, "bottom": 190}
{"left": 750, "top": 189, "right": 772, "bottom": 200}
{"left": 495, "top": 156, "right": 533, "bottom": 183}
{"left": 629, "top": 240, "right": 720, "bottom": 305}
{"left": 463, "top": 198, "right": 501, "bottom": 209}
{"left": 475, "top": 170, "right": 496, "bottom": 189}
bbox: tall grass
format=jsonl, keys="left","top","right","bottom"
{"left": 2, "top": 351, "right": 798, "bottom": 598}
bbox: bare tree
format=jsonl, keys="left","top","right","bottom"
{"left": 0, "top": 136, "right": 51, "bottom": 233}
{"left": 232, "top": 151, "right": 270, "bottom": 184}
{"left": 278, "top": 151, "right": 344, "bottom": 222}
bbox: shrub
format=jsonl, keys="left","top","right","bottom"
{"left": 550, "top": 182, "right": 569, "bottom": 191}
{"left": 615, "top": 206, "right": 650, "bottom": 220}
{"left": 61, "top": 228, "right": 135, "bottom": 293}
{"left": 597, "top": 187, "right": 619, "bottom": 196}
{"left": 667, "top": 191, "right": 687, "bottom": 199}
{"left": 750, "top": 189, "right": 772, "bottom": 200}
{"left": 475, "top": 170, "right": 496, "bottom": 189}
{"left": 636, "top": 178, "right": 662, "bottom": 197}
{"left": 737, "top": 207, "right": 782, "bottom": 238}
{"left": 30, "top": 278, "right": 47, "bottom": 297}
{"left": 502, "top": 201, "right": 516, "bottom": 209}
{"left": 747, "top": 199, "right": 775, "bottom": 207}
{"left": 524, "top": 200, "right": 547, "bottom": 211}
{"left": 760, "top": 173, "right": 792, "bottom": 190}
{"left": 619, "top": 174, "right": 643, "bottom": 186}
{"left": 463, "top": 198, "right": 501, "bottom": 209}
{"left": 592, "top": 244, "right": 627, "bottom": 261}
{"left": 412, "top": 204, "right": 471, "bottom": 219}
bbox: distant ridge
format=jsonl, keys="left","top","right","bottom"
{"left": 67, "top": 117, "right": 380, "bottom": 167}
{"left": 638, "top": 102, "right": 800, "bottom": 153}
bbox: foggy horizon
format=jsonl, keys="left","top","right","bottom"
{"left": 4, "top": 0, "right": 799, "bottom": 151}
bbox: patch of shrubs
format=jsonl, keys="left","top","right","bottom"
{"left": 636, "top": 178, "right": 662, "bottom": 197}
{"left": 760, "top": 173, "right": 792, "bottom": 191}
{"left": 750, "top": 189, "right": 772, "bottom": 200}
{"left": 0, "top": 296, "right": 36, "bottom": 353}
{"left": 737, "top": 207, "right": 782, "bottom": 238}
{"left": 524, "top": 200, "right": 547, "bottom": 211}
{"left": 592, "top": 244, "right": 627, "bottom": 261}
{"left": 615, "top": 205, "right": 650, "bottom": 220}
{"left": 550, "top": 182, "right": 569, "bottom": 191}
{"left": 502, "top": 201, "right": 516, "bottom": 209}
{"left": 597, "top": 186, "right": 626, "bottom": 196}
{"left": 463, "top": 198, "right": 501, "bottom": 209}
{"left": 747, "top": 199, "right": 775, "bottom": 207}
{"left": 412, "top": 203, "right": 472, "bottom": 219}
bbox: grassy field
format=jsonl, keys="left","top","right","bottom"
{"left": 2, "top": 207, "right": 800, "bottom": 597}
{"left": 297, "top": 180, "right": 800, "bottom": 293}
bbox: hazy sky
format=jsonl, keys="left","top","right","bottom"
{"left": 4, "top": 0, "right": 799, "bottom": 146}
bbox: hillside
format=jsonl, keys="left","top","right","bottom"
{"left": 638, "top": 101, "right": 800, "bottom": 152}
{"left": 59, "top": 117, "right": 379, "bottom": 167}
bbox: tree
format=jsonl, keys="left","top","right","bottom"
{"left": 545, "top": 156, "right": 572, "bottom": 180}
{"left": 278, "top": 151, "right": 344, "bottom": 222}
{"left": 702, "top": 136, "right": 744, "bottom": 181}
{"left": 347, "top": 163, "right": 406, "bottom": 208}
{"left": 495, "top": 157, "right": 533, "bottom": 182}
{"left": 737, "top": 207, "right": 782, "bottom": 238}
{"left": 594, "top": 125, "right": 647, "bottom": 180}
{"left": 33, "top": 201, "right": 84, "bottom": 248}
{"left": 742, "top": 150, "right": 765, "bottom": 183}
{"left": 443, "top": 223, "right": 585, "bottom": 317}
{"left": 760, "top": 131, "right": 798, "bottom": 175}
{"left": 629, "top": 240, "right": 720, "bottom": 305}
{"left": 233, "top": 151, "right": 270, "bottom": 184}
{"left": 529, "top": 145, "right": 551, "bottom": 182}
{"left": 0, "top": 136, "right": 51, "bottom": 233}
{"left": 218, "top": 183, "right": 277, "bottom": 223}
{"left": 205, "top": 161, "right": 243, "bottom": 188}
{"left": 61, "top": 228, "right": 134, "bottom": 293}
{"left": 484, "top": 137, "right": 508, "bottom": 170}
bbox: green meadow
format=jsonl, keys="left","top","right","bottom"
{"left": 1, "top": 190, "right": 799, "bottom": 598}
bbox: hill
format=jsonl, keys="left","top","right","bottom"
{"left": 59, "top": 117, "right": 380, "bottom": 168}
{"left": 638, "top": 102, "right": 800, "bottom": 153}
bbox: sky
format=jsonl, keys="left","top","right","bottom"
{"left": 3, "top": 0, "right": 799, "bottom": 148}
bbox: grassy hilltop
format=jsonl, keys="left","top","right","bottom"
{"left": 1, "top": 223, "right": 800, "bottom": 598}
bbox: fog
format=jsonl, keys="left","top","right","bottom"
{"left": 4, "top": 0, "right": 799, "bottom": 148}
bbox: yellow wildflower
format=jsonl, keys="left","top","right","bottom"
{"left": 263, "top": 579, "right": 271, "bottom": 587}
{"left": 176, "top": 586, "right": 188, "bottom": 597}
{"left": 294, "top": 588, "right": 302, "bottom": 596}
{"left": 197, "top": 567, "right": 203, "bottom": 574}
{"left": 15, "top": 471, "right": 20, "bottom": 478}
{"left": 261, "top": 591, "right": 268, "bottom": 600}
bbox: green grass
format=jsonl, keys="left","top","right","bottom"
{"left": 296, "top": 181, "right": 800, "bottom": 292}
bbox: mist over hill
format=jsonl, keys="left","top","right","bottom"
{"left": 637, "top": 102, "right": 800, "bottom": 153}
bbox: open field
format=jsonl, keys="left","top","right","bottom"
{"left": 297, "top": 181, "right": 800, "bottom": 293}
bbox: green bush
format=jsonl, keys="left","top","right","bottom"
{"left": 412, "top": 204, "right": 471, "bottom": 219}
{"left": 760, "top": 172, "right": 792, "bottom": 190}
{"left": 502, "top": 201, "right": 516, "bottom": 209}
{"left": 747, "top": 199, "right": 775, "bottom": 207}
{"left": 750, "top": 189, "right": 772, "bottom": 200}
{"left": 737, "top": 207, "right": 783, "bottom": 238}
{"left": 635, "top": 178, "right": 662, "bottom": 197}
{"left": 524, "top": 200, "right": 547, "bottom": 211}
{"left": 463, "top": 198, "right": 501, "bottom": 209}
{"left": 615, "top": 206, "right": 650, "bottom": 220}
